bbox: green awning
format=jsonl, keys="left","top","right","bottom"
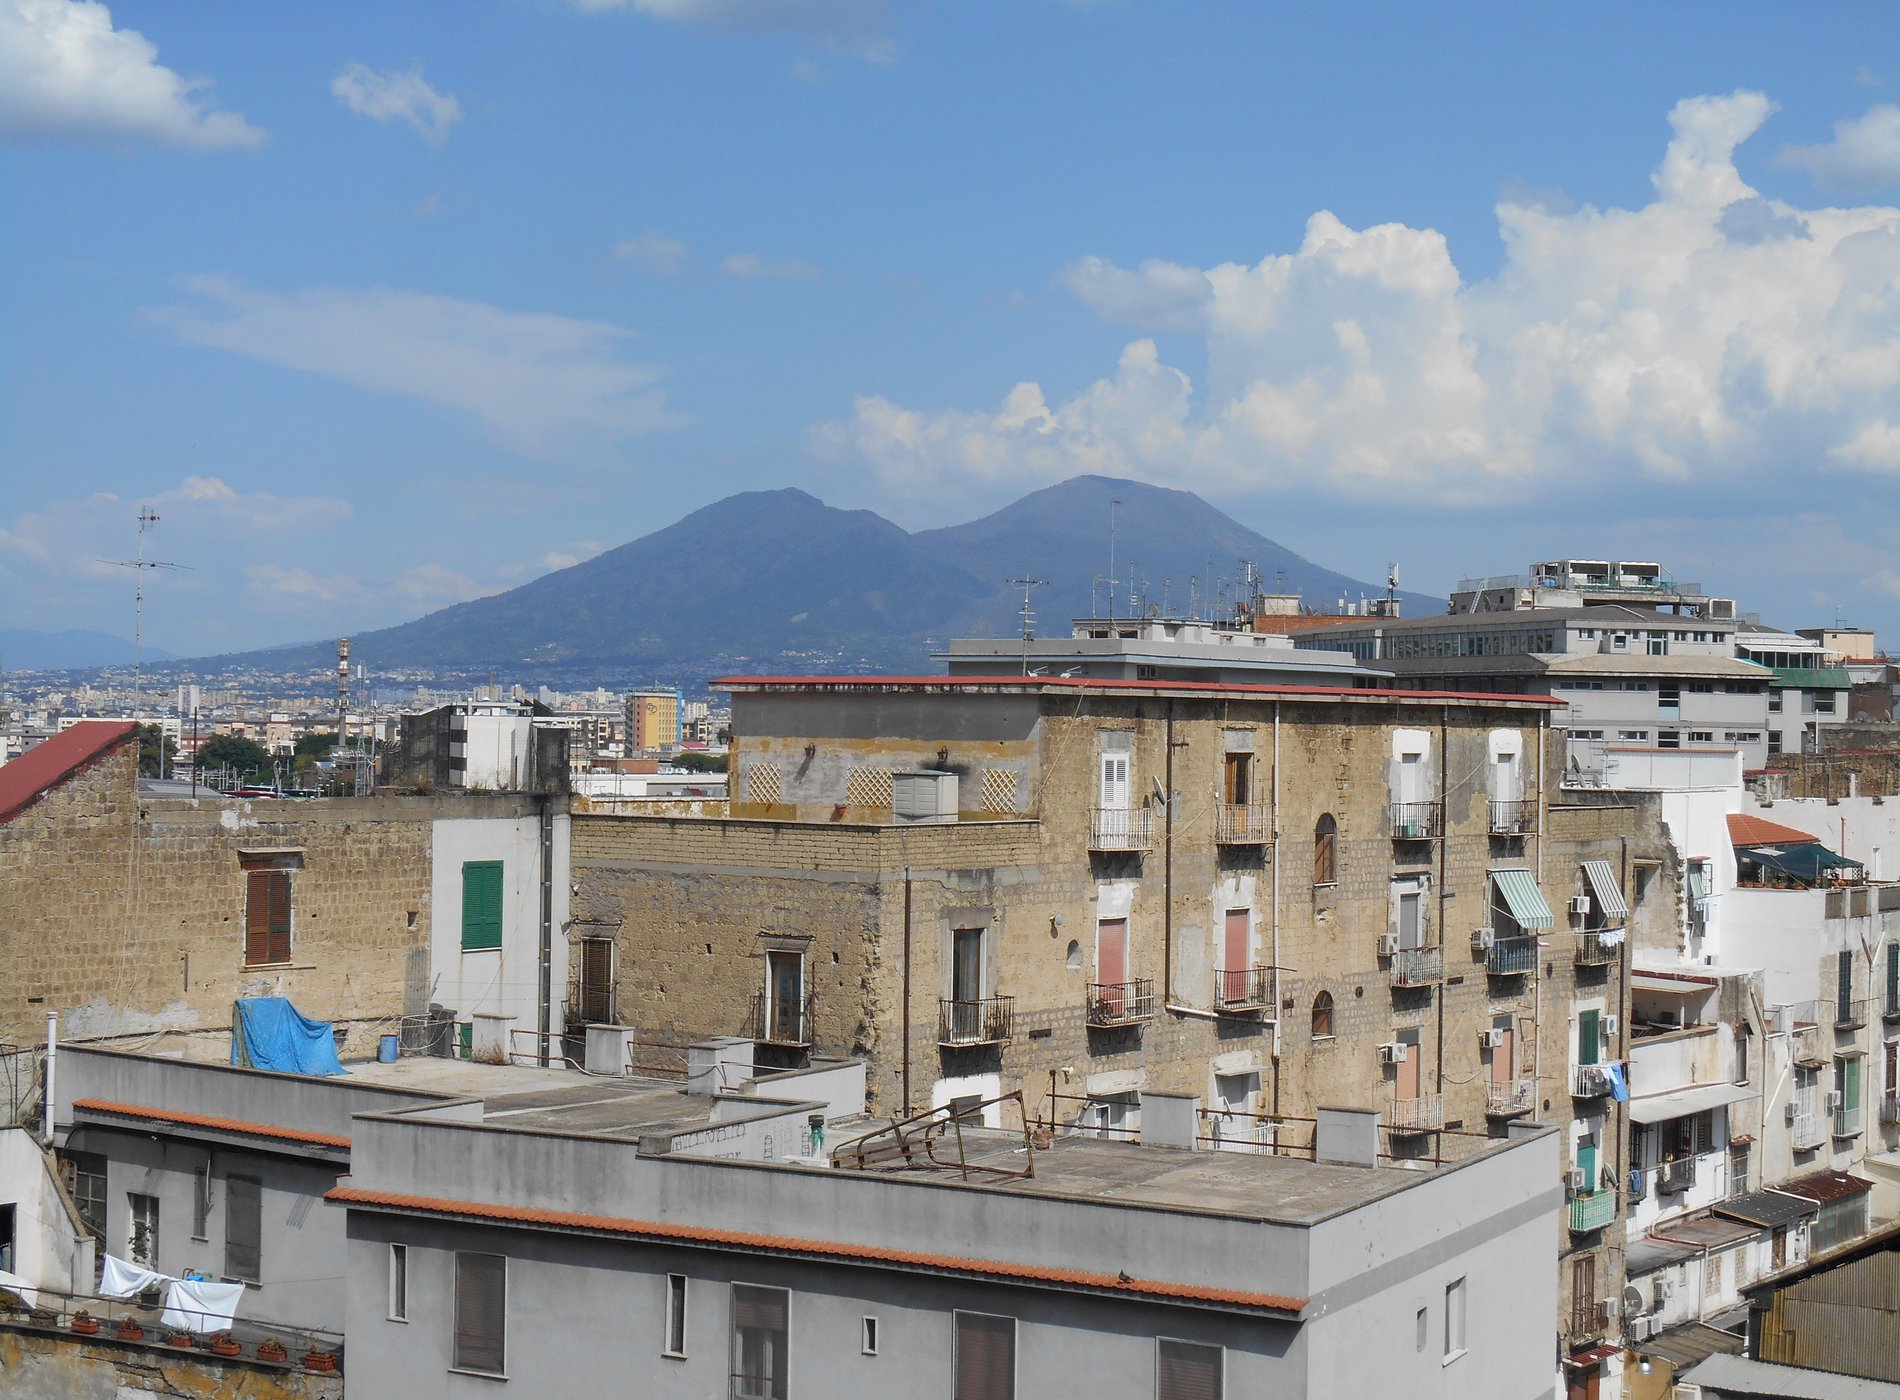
{"left": 1736, "top": 843, "right": 1860, "bottom": 886}
{"left": 1491, "top": 868, "right": 1554, "bottom": 931}
{"left": 1581, "top": 859, "right": 1629, "bottom": 920}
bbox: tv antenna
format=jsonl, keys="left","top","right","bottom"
{"left": 1106, "top": 497, "right": 1122, "bottom": 623}
{"left": 1006, "top": 576, "right": 1048, "bottom": 675}
{"left": 97, "top": 506, "right": 190, "bottom": 717}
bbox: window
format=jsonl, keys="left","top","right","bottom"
{"left": 954, "top": 1311, "right": 1015, "bottom": 1400}
{"left": 1313, "top": 814, "right": 1337, "bottom": 886}
{"left": 1415, "top": 1306, "right": 1428, "bottom": 1352}
{"left": 1397, "top": 887, "right": 1423, "bottom": 949}
{"left": 223, "top": 1174, "right": 261, "bottom": 1282}
{"left": 1648, "top": 633, "right": 1669, "bottom": 656}
{"left": 1617, "top": 730, "right": 1648, "bottom": 742}
{"left": 1690, "top": 731, "right": 1714, "bottom": 743}
{"left": 1886, "top": 943, "right": 1899, "bottom": 1017}
{"left": 461, "top": 861, "right": 504, "bottom": 951}
{"left": 244, "top": 867, "right": 292, "bottom": 966}
{"left": 1658, "top": 731, "right": 1680, "bottom": 749}
{"left": 59, "top": 1151, "right": 106, "bottom": 1243}
{"left": 129, "top": 1193, "right": 159, "bottom": 1268}
{"left": 388, "top": 1244, "right": 408, "bottom": 1322}
{"left": 1444, "top": 1276, "right": 1466, "bottom": 1361}
{"left": 732, "top": 1284, "right": 789, "bottom": 1399}
{"left": 764, "top": 949, "right": 807, "bottom": 1043}
{"left": 193, "top": 1159, "right": 211, "bottom": 1241}
{"left": 1838, "top": 949, "right": 1854, "bottom": 1014}
{"left": 578, "top": 938, "right": 615, "bottom": 1025}
{"left": 861, "top": 1316, "right": 878, "bottom": 1357}
{"left": 663, "top": 1274, "right": 687, "bottom": 1357}
{"left": 1311, "top": 991, "right": 1335, "bottom": 1040}
{"left": 1768, "top": 690, "right": 1784, "bottom": 713}
{"left": 453, "top": 1252, "right": 506, "bottom": 1376}
{"left": 1222, "top": 751, "right": 1252, "bottom": 807}
{"left": 0, "top": 1204, "right": 12, "bottom": 1276}
{"left": 1156, "top": 1338, "right": 1223, "bottom": 1399}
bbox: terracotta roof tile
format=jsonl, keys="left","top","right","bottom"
{"left": 1726, "top": 813, "right": 1822, "bottom": 848}
{"left": 73, "top": 1098, "right": 351, "bottom": 1150}
{"left": 0, "top": 721, "right": 137, "bottom": 824}
{"left": 326, "top": 1185, "right": 1306, "bottom": 1315}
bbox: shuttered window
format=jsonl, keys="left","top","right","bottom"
{"left": 223, "top": 1175, "right": 261, "bottom": 1281}
{"left": 730, "top": 1284, "right": 788, "bottom": 1399}
{"left": 954, "top": 1311, "right": 1015, "bottom": 1400}
{"left": 1157, "top": 1338, "right": 1223, "bottom": 1400}
{"left": 461, "top": 862, "right": 503, "bottom": 952}
{"left": 453, "top": 1252, "right": 506, "bottom": 1375}
{"left": 244, "top": 870, "right": 291, "bottom": 965}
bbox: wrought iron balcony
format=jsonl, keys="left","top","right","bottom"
{"left": 1833, "top": 1104, "right": 1864, "bottom": 1138}
{"left": 1215, "top": 965, "right": 1275, "bottom": 1014}
{"left": 1568, "top": 1190, "right": 1617, "bottom": 1233}
{"left": 1086, "top": 979, "right": 1157, "bottom": 1028}
{"left": 1488, "top": 798, "right": 1535, "bottom": 836}
{"left": 1390, "top": 1092, "right": 1444, "bottom": 1133}
{"left": 1832, "top": 998, "right": 1869, "bottom": 1030}
{"left": 1569, "top": 1297, "right": 1609, "bottom": 1341}
{"left": 937, "top": 995, "right": 1014, "bottom": 1048}
{"left": 1657, "top": 1155, "right": 1697, "bottom": 1195}
{"left": 1791, "top": 1110, "right": 1826, "bottom": 1151}
{"left": 1089, "top": 806, "right": 1152, "bottom": 853}
{"left": 752, "top": 990, "right": 814, "bottom": 1047}
{"left": 1884, "top": 1000, "right": 1900, "bottom": 1026}
{"left": 1575, "top": 930, "right": 1622, "bottom": 967}
{"left": 1486, "top": 1079, "right": 1534, "bottom": 1117}
{"left": 1788, "top": 1002, "right": 1828, "bottom": 1066}
{"left": 1486, "top": 935, "right": 1536, "bottom": 977}
{"left": 1388, "top": 944, "right": 1444, "bottom": 987}
{"left": 1215, "top": 803, "right": 1272, "bottom": 846}
{"left": 1389, "top": 800, "right": 1443, "bottom": 841}
{"left": 1572, "top": 1063, "right": 1614, "bottom": 1098}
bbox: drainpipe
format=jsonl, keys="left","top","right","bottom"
{"left": 902, "top": 866, "right": 913, "bottom": 1116}
{"left": 537, "top": 798, "right": 554, "bottom": 1066}
{"left": 1163, "top": 700, "right": 1175, "bottom": 1007}
{"left": 1534, "top": 709, "right": 1548, "bottom": 1101}
{"left": 1271, "top": 701, "right": 1283, "bottom": 1073}
{"left": 1437, "top": 705, "right": 1450, "bottom": 1102}
{"left": 42, "top": 1010, "right": 57, "bottom": 1144}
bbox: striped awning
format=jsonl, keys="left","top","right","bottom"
{"left": 1491, "top": 868, "right": 1554, "bottom": 931}
{"left": 1581, "top": 859, "right": 1629, "bottom": 919}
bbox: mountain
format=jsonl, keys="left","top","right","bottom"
{"left": 0, "top": 628, "right": 175, "bottom": 672}
{"left": 176, "top": 477, "right": 1439, "bottom": 682}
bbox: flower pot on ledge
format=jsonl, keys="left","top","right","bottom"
{"left": 257, "top": 1339, "right": 288, "bottom": 1363}
{"left": 167, "top": 1332, "right": 194, "bottom": 1349}
{"left": 303, "top": 1349, "right": 338, "bottom": 1373}
{"left": 69, "top": 1312, "right": 101, "bottom": 1335}
{"left": 115, "top": 1320, "right": 145, "bottom": 1341}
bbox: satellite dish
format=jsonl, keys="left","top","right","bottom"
{"left": 1623, "top": 1284, "right": 1645, "bottom": 1317}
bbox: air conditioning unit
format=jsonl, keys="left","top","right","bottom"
{"left": 1825, "top": 1090, "right": 1842, "bottom": 1112}
{"left": 1566, "top": 1168, "right": 1586, "bottom": 1193}
{"left": 1656, "top": 1277, "right": 1674, "bottom": 1304}
{"left": 1632, "top": 1316, "right": 1656, "bottom": 1342}
{"left": 1603, "top": 1014, "right": 1620, "bottom": 1037}
{"left": 1784, "top": 1102, "right": 1797, "bottom": 1125}
{"left": 1479, "top": 1027, "right": 1506, "bottom": 1049}
{"left": 1570, "top": 894, "right": 1592, "bottom": 916}
{"left": 1602, "top": 1296, "right": 1619, "bottom": 1319}
{"left": 1377, "top": 933, "right": 1399, "bottom": 956}
{"left": 1472, "top": 927, "right": 1496, "bottom": 951}
{"left": 1378, "top": 1041, "right": 1407, "bottom": 1065}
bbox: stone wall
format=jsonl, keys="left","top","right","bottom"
{"left": 0, "top": 1325, "right": 342, "bottom": 1400}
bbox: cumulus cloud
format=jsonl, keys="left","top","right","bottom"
{"left": 615, "top": 234, "right": 688, "bottom": 274}
{"left": 568, "top": 0, "right": 893, "bottom": 61}
{"left": 722, "top": 252, "right": 821, "bottom": 280}
{"left": 161, "top": 276, "right": 685, "bottom": 452}
{"left": 818, "top": 91, "right": 1900, "bottom": 513}
{"left": 331, "top": 62, "right": 462, "bottom": 147}
{"left": 0, "top": 0, "right": 265, "bottom": 148}
{"left": 1777, "top": 103, "right": 1900, "bottom": 192}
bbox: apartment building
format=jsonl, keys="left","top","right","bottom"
{"left": 938, "top": 613, "right": 1382, "bottom": 686}
{"left": 628, "top": 687, "right": 684, "bottom": 753}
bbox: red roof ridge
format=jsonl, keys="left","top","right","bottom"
{"left": 72, "top": 1097, "right": 351, "bottom": 1150}
{"left": 0, "top": 720, "right": 138, "bottom": 825}
{"left": 1726, "top": 812, "right": 1823, "bottom": 848}
{"left": 326, "top": 1184, "right": 1306, "bottom": 1314}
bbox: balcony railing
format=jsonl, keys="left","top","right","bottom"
{"left": 1657, "top": 1156, "right": 1698, "bottom": 1194}
{"left": 1832, "top": 998, "right": 1869, "bottom": 1030}
{"left": 1569, "top": 1298, "right": 1609, "bottom": 1341}
{"left": 1788, "top": 1002, "right": 1828, "bottom": 1066}
{"left": 1882, "top": 1092, "right": 1900, "bottom": 1126}
{"left": 937, "top": 995, "right": 1015, "bottom": 1048}
{"left": 1381, "top": 944, "right": 1442, "bottom": 988}
{"left": 1089, "top": 807, "right": 1152, "bottom": 852}
{"left": 1489, "top": 798, "right": 1535, "bottom": 836}
{"left": 1568, "top": 1190, "right": 1617, "bottom": 1233}
{"left": 1575, "top": 930, "right": 1622, "bottom": 967}
{"left": 1486, "top": 1079, "right": 1534, "bottom": 1116}
{"left": 1833, "top": 1104, "right": 1864, "bottom": 1138}
{"left": 1215, "top": 803, "right": 1272, "bottom": 846}
{"left": 1215, "top": 965, "right": 1275, "bottom": 1013}
{"left": 1572, "top": 1063, "right": 1614, "bottom": 1098}
{"left": 1791, "top": 1110, "right": 1826, "bottom": 1150}
{"left": 1389, "top": 800, "right": 1443, "bottom": 841}
{"left": 1884, "top": 1000, "right": 1900, "bottom": 1026}
{"left": 1390, "top": 1092, "right": 1444, "bottom": 1133}
{"left": 1486, "top": 935, "right": 1536, "bottom": 977}
{"left": 753, "top": 990, "right": 813, "bottom": 1047}
{"left": 1086, "top": 979, "right": 1157, "bottom": 1028}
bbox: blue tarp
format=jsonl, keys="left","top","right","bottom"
{"left": 230, "top": 997, "right": 348, "bottom": 1076}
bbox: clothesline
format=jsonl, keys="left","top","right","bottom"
{"left": 97, "top": 1253, "right": 246, "bottom": 1334}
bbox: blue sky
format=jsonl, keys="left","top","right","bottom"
{"left": 4, "top": 0, "right": 1900, "bottom": 659}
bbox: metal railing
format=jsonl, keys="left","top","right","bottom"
{"left": 1089, "top": 807, "right": 1152, "bottom": 852}
{"left": 1572, "top": 1063, "right": 1614, "bottom": 1098}
{"left": 1788, "top": 1002, "right": 1828, "bottom": 1066}
{"left": 1576, "top": 930, "right": 1622, "bottom": 966}
{"left": 751, "top": 990, "right": 814, "bottom": 1047}
{"left": 1569, "top": 1297, "right": 1609, "bottom": 1340}
{"left": 1568, "top": 1191, "right": 1617, "bottom": 1233}
{"left": 1831, "top": 998, "right": 1869, "bottom": 1029}
{"left": 507, "top": 1027, "right": 582, "bottom": 1070}
{"left": 1884, "top": 999, "right": 1900, "bottom": 1026}
{"left": 1833, "top": 1104, "right": 1865, "bottom": 1138}
{"left": 1657, "top": 1156, "right": 1697, "bottom": 1194}
{"left": 1791, "top": 1110, "right": 1826, "bottom": 1150}
{"left": 1086, "top": 979, "right": 1157, "bottom": 1027}
{"left": 1215, "top": 803, "right": 1272, "bottom": 845}
{"left": 937, "top": 995, "right": 1015, "bottom": 1047}
{"left": 1390, "top": 1093, "right": 1444, "bottom": 1132}
{"left": 1486, "top": 936, "right": 1536, "bottom": 977}
{"left": 0, "top": 1283, "right": 345, "bottom": 1371}
{"left": 1389, "top": 945, "right": 1444, "bottom": 987}
{"left": 1881, "top": 1092, "right": 1900, "bottom": 1126}
{"left": 1215, "top": 965, "right": 1275, "bottom": 1012}
{"left": 1486, "top": 1080, "right": 1534, "bottom": 1116}
{"left": 1389, "top": 800, "right": 1443, "bottom": 841}
{"left": 1488, "top": 798, "right": 1535, "bottom": 836}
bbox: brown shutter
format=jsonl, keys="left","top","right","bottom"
{"left": 223, "top": 1175, "right": 261, "bottom": 1280}
{"left": 245, "top": 871, "right": 272, "bottom": 965}
{"left": 1157, "top": 1339, "right": 1223, "bottom": 1400}
{"left": 955, "top": 1312, "right": 1015, "bottom": 1400}
{"left": 268, "top": 872, "right": 292, "bottom": 964}
{"left": 454, "top": 1253, "right": 506, "bottom": 1374}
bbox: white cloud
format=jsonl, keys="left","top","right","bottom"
{"left": 615, "top": 234, "right": 688, "bottom": 274}
{"left": 0, "top": 0, "right": 265, "bottom": 148}
{"left": 161, "top": 276, "right": 685, "bottom": 452}
{"left": 568, "top": 0, "right": 894, "bottom": 61}
{"left": 331, "top": 62, "right": 462, "bottom": 147}
{"left": 1831, "top": 421, "right": 1900, "bottom": 472}
{"left": 392, "top": 563, "right": 487, "bottom": 606}
{"left": 819, "top": 91, "right": 1900, "bottom": 514}
{"left": 722, "top": 252, "right": 821, "bottom": 280}
{"left": 1777, "top": 103, "right": 1900, "bottom": 192}
{"left": 246, "top": 564, "right": 359, "bottom": 605}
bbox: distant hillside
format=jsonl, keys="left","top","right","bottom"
{"left": 0, "top": 628, "right": 174, "bottom": 672}
{"left": 172, "top": 476, "right": 1440, "bottom": 680}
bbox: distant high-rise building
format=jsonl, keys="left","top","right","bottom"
{"left": 626, "top": 687, "right": 682, "bottom": 752}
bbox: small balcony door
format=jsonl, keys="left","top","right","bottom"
{"left": 1489, "top": 1023, "right": 1515, "bottom": 1094}
{"left": 1398, "top": 889, "right": 1423, "bottom": 950}
{"left": 1223, "top": 752, "right": 1251, "bottom": 806}
{"left": 1396, "top": 750, "right": 1426, "bottom": 805}
{"left": 1221, "top": 909, "right": 1249, "bottom": 1002}
{"left": 578, "top": 938, "right": 614, "bottom": 1025}
{"left": 949, "top": 927, "right": 985, "bottom": 1041}
{"left": 765, "top": 950, "right": 804, "bottom": 1043}
{"left": 1096, "top": 918, "right": 1128, "bottom": 1016}
{"left": 1098, "top": 751, "right": 1130, "bottom": 840}
{"left": 1578, "top": 1008, "right": 1600, "bottom": 1066}
{"left": 1396, "top": 1031, "right": 1421, "bottom": 1103}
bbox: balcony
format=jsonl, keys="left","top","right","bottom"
{"left": 937, "top": 995, "right": 1014, "bottom": 1048}
{"left": 1390, "top": 1092, "right": 1444, "bottom": 1133}
{"left": 1086, "top": 979, "right": 1157, "bottom": 1028}
{"left": 1387, "top": 944, "right": 1444, "bottom": 988}
{"left": 1881, "top": 1092, "right": 1900, "bottom": 1126}
{"left": 1389, "top": 800, "right": 1443, "bottom": 842}
{"left": 1657, "top": 1155, "right": 1697, "bottom": 1195}
{"left": 1489, "top": 798, "right": 1535, "bottom": 836}
{"left": 1486, "top": 1079, "right": 1534, "bottom": 1116}
{"left": 1789, "top": 1003, "right": 1828, "bottom": 1066}
{"left": 1572, "top": 1063, "right": 1614, "bottom": 1098}
{"left": 1884, "top": 1000, "right": 1900, "bottom": 1027}
{"left": 1569, "top": 1298, "right": 1609, "bottom": 1341}
{"left": 1486, "top": 935, "right": 1536, "bottom": 977}
{"left": 1833, "top": 1104, "right": 1864, "bottom": 1138}
{"left": 1568, "top": 1190, "right": 1617, "bottom": 1233}
{"left": 1832, "top": 998, "right": 1869, "bottom": 1030}
{"left": 1089, "top": 806, "right": 1152, "bottom": 852}
{"left": 1791, "top": 1110, "right": 1826, "bottom": 1151}
{"left": 753, "top": 990, "right": 813, "bottom": 1047}
{"left": 1215, "top": 965, "right": 1275, "bottom": 1015}
{"left": 1215, "top": 803, "right": 1271, "bottom": 846}
{"left": 1575, "top": 930, "right": 1622, "bottom": 967}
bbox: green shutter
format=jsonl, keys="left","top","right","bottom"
{"left": 1845, "top": 1056, "right": 1861, "bottom": 1111}
{"left": 461, "top": 862, "right": 504, "bottom": 951}
{"left": 1578, "top": 1009, "right": 1600, "bottom": 1065}
{"left": 1578, "top": 1140, "right": 1598, "bottom": 1193}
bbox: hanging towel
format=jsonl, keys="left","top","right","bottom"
{"left": 161, "top": 1278, "right": 247, "bottom": 1334}
{"left": 1605, "top": 1062, "right": 1630, "bottom": 1102}
{"left": 99, "top": 1253, "right": 169, "bottom": 1299}
{"left": 230, "top": 996, "right": 348, "bottom": 1076}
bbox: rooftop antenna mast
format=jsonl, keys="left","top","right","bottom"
{"left": 1006, "top": 576, "right": 1048, "bottom": 675}
{"left": 97, "top": 506, "right": 189, "bottom": 719}
{"left": 1107, "top": 497, "right": 1122, "bottom": 623}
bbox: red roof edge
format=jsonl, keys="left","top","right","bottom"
{"left": 326, "top": 1185, "right": 1306, "bottom": 1315}
{"left": 0, "top": 720, "right": 139, "bottom": 825}
{"left": 712, "top": 674, "right": 1562, "bottom": 707}
{"left": 72, "top": 1097, "right": 351, "bottom": 1150}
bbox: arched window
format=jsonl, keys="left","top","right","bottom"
{"left": 1313, "top": 814, "right": 1338, "bottom": 886}
{"left": 1312, "top": 990, "right": 1335, "bottom": 1040}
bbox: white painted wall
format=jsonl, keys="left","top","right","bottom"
{"left": 0, "top": 1127, "right": 93, "bottom": 1295}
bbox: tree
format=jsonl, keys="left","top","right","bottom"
{"left": 674, "top": 750, "right": 728, "bottom": 773}
{"left": 135, "top": 723, "right": 177, "bottom": 778}
{"left": 196, "top": 733, "right": 271, "bottom": 778}
{"left": 294, "top": 730, "right": 339, "bottom": 760}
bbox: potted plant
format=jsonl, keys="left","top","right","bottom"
{"left": 209, "top": 1331, "right": 242, "bottom": 1357}
{"left": 69, "top": 1309, "right": 102, "bottom": 1335}
{"left": 136, "top": 1281, "right": 163, "bottom": 1310}
{"left": 256, "top": 1338, "right": 288, "bottom": 1363}
{"left": 167, "top": 1330, "right": 195, "bottom": 1349}
{"left": 28, "top": 1304, "right": 57, "bottom": 1326}
{"left": 115, "top": 1317, "right": 145, "bottom": 1341}
{"left": 303, "top": 1348, "right": 339, "bottom": 1373}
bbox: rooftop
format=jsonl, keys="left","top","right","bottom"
{"left": 0, "top": 719, "right": 136, "bottom": 824}
{"left": 715, "top": 674, "right": 1562, "bottom": 709}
